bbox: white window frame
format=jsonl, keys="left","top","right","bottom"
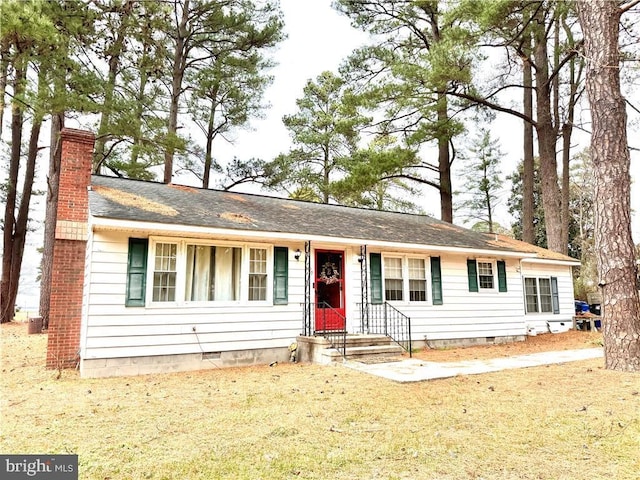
{"left": 524, "top": 276, "right": 553, "bottom": 314}
{"left": 476, "top": 259, "right": 497, "bottom": 292}
{"left": 146, "top": 237, "right": 272, "bottom": 306}
{"left": 381, "top": 253, "right": 431, "bottom": 304}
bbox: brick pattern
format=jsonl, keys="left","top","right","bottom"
{"left": 46, "top": 240, "right": 86, "bottom": 368}
{"left": 46, "top": 128, "right": 95, "bottom": 369}
{"left": 57, "top": 128, "right": 93, "bottom": 223}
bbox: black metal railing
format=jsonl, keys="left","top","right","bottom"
{"left": 306, "top": 302, "right": 348, "bottom": 357}
{"left": 357, "top": 302, "right": 412, "bottom": 356}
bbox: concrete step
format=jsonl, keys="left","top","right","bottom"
{"left": 321, "top": 344, "right": 404, "bottom": 362}
{"left": 342, "top": 334, "right": 396, "bottom": 348}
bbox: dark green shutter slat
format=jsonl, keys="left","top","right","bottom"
{"left": 497, "top": 260, "right": 507, "bottom": 292}
{"left": 430, "top": 257, "right": 443, "bottom": 305}
{"left": 551, "top": 276, "right": 560, "bottom": 314}
{"left": 467, "top": 259, "right": 478, "bottom": 292}
{"left": 370, "top": 253, "right": 383, "bottom": 304}
{"left": 126, "top": 238, "right": 148, "bottom": 307}
{"left": 273, "top": 247, "right": 288, "bottom": 305}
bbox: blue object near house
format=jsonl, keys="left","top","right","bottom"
{"left": 574, "top": 300, "right": 589, "bottom": 315}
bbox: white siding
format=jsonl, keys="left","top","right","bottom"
{"left": 520, "top": 261, "right": 576, "bottom": 333}
{"left": 356, "top": 252, "right": 528, "bottom": 341}
{"left": 82, "top": 231, "right": 306, "bottom": 360}
{"left": 82, "top": 231, "right": 576, "bottom": 363}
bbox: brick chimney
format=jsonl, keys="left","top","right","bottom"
{"left": 46, "top": 128, "right": 95, "bottom": 369}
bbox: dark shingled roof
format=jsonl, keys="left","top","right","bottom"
{"left": 89, "top": 175, "right": 574, "bottom": 260}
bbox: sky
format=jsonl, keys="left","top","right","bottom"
{"left": 13, "top": 0, "right": 640, "bottom": 309}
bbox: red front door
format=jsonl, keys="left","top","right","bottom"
{"left": 314, "top": 250, "right": 346, "bottom": 332}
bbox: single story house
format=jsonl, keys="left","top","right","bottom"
{"left": 46, "top": 129, "right": 579, "bottom": 377}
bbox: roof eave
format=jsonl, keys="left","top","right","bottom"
{"left": 89, "top": 216, "right": 539, "bottom": 260}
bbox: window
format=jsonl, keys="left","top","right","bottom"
{"left": 525, "top": 276, "right": 559, "bottom": 314}
{"left": 408, "top": 258, "right": 427, "bottom": 301}
{"left": 539, "top": 278, "right": 552, "bottom": 312}
{"left": 524, "top": 277, "right": 539, "bottom": 313}
{"left": 384, "top": 257, "right": 403, "bottom": 301}
{"left": 186, "top": 245, "right": 215, "bottom": 301}
{"left": 477, "top": 261, "right": 494, "bottom": 289}
{"left": 368, "top": 254, "right": 436, "bottom": 304}
{"left": 153, "top": 242, "right": 177, "bottom": 302}
{"left": 467, "top": 259, "right": 507, "bottom": 292}
{"left": 249, "top": 248, "right": 267, "bottom": 301}
{"left": 186, "top": 245, "right": 241, "bottom": 301}
{"left": 136, "top": 239, "right": 276, "bottom": 305}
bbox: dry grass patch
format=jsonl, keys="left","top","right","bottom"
{"left": 1, "top": 323, "right": 638, "bottom": 480}
{"left": 412, "top": 329, "right": 603, "bottom": 362}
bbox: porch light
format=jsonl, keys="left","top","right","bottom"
{"left": 294, "top": 249, "right": 301, "bottom": 261}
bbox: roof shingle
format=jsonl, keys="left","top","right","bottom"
{"left": 89, "top": 175, "right": 576, "bottom": 262}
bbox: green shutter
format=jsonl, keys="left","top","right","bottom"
{"left": 126, "top": 238, "right": 148, "bottom": 307}
{"left": 497, "top": 260, "right": 507, "bottom": 292}
{"left": 430, "top": 257, "right": 443, "bottom": 305}
{"left": 370, "top": 253, "right": 383, "bottom": 304}
{"left": 551, "top": 276, "right": 560, "bottom": 314}
{"left": 273, "top": 247, "right": 288, "bottom": 305}
{"left": 467, "top": 259, "right": 478, "bottom": 292}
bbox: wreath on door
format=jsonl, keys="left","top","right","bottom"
{"left": 319, "top": 261, "right": 340, "bottom": 284}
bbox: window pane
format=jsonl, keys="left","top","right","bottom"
{"left": 385, "top": 279, "right": 403, "bottom": 301}
{"left": 153, "top": 243, "right": 176, "bottom": 302}
{"left": 249, "top": 274, "right": 267, "bottom": 301}
{"left": 384, "top": 257, "right": 403, "bottom": 301}
{"left": 539, "top": 278, "right": 552, "bottom": 313}
{"left": 214, "top": 247, "right": 241, "bottom": 301}
{"left": 185, "top": 245, "right": 215, "bottom": 301}
{"left": 249, "top": 248, "right": 267, "bottom": 301}
{"left": 524, "top": 277, "right": 539, "bottom": 313}
{"left": 478, "top": 261, "right": 494, "bottom": 289}
{"left": 408, "top": 258, "right": 427, "bottom": 302}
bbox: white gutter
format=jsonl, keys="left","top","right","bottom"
{"left": 520, "top": 257, "right": 581, "bottom": 266}
{"left": 90, "top": 216, "right": 536, "bottom": 259}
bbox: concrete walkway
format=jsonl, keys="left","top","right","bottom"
{"left": 344, "top": 348, "right": 604, "bottom": 383}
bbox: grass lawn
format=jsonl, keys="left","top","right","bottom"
{"left": 1, "top": 323, "right": 639, "bottom": 480}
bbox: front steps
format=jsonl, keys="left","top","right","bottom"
{"left": 296, "top": 334, "right": 405, "bottom": 365}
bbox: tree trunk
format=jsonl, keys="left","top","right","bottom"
{"left": 93, "top": 1, "right": 134, "bottom": 171}
{"left": 577, "top": 0, "right": 640, "bottom": 371}
{"left": 532, "top": 18, "right": 564, "bottom": 254}
{"left": 0, "top": 38, "right": 9, "bottom": 137}
{"left": 437, "top": 92, "right": 452, "bottom": 223}
{"left": 202, "top": 94, "right": 217, "bottom": 189}
{"left": 131, "top": 44, "right": 150, "bottom": 165}
{"left": 0, "top": 61, "right": 26, "bottom": 323}
{"left": 9, "top": 110, "right": 43, "bottom": 320}
{"left": 40, "top": 113, "right": 64, "bottom": 329}
{"left": 164, "top": 0, "right": 190, "bottom": 184}
{"left": 522, "top": 46, "right": 535, "bottom": 244}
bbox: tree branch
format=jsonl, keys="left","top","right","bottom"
{"left": 445, "top": 90, "right": 537, "bottom": 128}
{"left": 620, "top": 0, "right": 640, "bottom": 14}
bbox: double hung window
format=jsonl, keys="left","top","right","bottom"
{"left": 524, "top": 277, "right": 558, "bottom": 314}
{"left": 372, "top": 254, "right": 435, "bottom": 304}
{"left": 153, "top": 243, "right": 177, "bottom": 302}
{"left": 249, "top": 248, "right": 268, "bottom": 301}
{"left": 467, "top": 259, "right": 507, "bottom": 293}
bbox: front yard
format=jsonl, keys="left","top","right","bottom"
{"left": 1, "top": 322, "right": 638, "bottom": 479}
